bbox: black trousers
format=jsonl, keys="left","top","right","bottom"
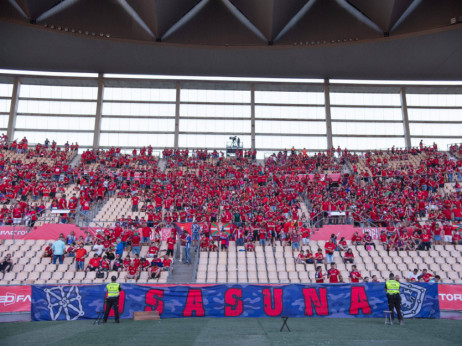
{"left": 103, "top": 296, "right": 120, "bottom": 322}
{"left": 387, "top": 294, "right": 403, "bottom": 321}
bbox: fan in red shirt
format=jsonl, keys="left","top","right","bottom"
{"left": 420, "top": 230, "right": 432, "bottom": 251}
{"left": 343, "top": 248, "right": 355, "bottom": 264}
{"left": 198, "top": 236, "right": 209, "bottom": 252}
{"left": 420, "top": 269, "right": 434, "bottom": 283}
{"left": 166, "top": 235, "right": 176, "bottom": 257}
{"left": 150, "top": 264, "right": 162, "bottom": 279}
{"left": 350, "top": 265, "right": 362, "bottom": 283}
{"left": 127, "top": 260, "right": 139, "bottom": 279}
{"left": 85, "top": 254, "right": 101, "bottom": 272}
{"left": 324, "top": 239, "right": 336, "bottom": 264}
{"left": 245, "top": 241, "right": 255, "bottom": 252}
{"left": 315, "top": 249, "right": 324, "bottom": 264}
{"left": 132, "top": 194, "right": 140, "bottom": 212}
{"left": 327, "top": 263, "right": 340, "bottom": 283}
{"left": 147, "top": 242, "right": 159, "bottom": 258}
{"left": 162, "top": 255, "right": 172, "bottom": 271}
{"left": 351, "top": 232, "right": 363, "bottom": 245}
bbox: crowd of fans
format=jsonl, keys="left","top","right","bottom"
{"left": 1, "top": 136, "right": 461, "bottom": 283}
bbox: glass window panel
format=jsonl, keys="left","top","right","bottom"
{"left": 181, "top": 89, "right": 250, "bottom": 103}
{"left": 17, "top": 100, "right": 96, "bottom": 115}
{"left": 179, "top": 119, "right": 250, "bottom": 133}
{"left": 255, "top": 120, "right": 326, "bottom": 135}
{"left": 16, "top": 115, "right": 94, "bottom": 131}
{"left": 14, "top": 131, "right": 93, "bottom": 146}
{"left": 411, "top": 138, "right": 460, "bottom": 149}
{"left": 255, "top": 136, "right": 327, "bottom": 150}
{"left": 406, "top": 94, "right": 462, "bottom": 107}
{"left": 332, "top": 137, "right": 405, "bottom": 151}
{"left": 408, "top": 108, "right": 462, "bottom": 122}
{"left": 0, "top": 115, "right": 8, "bottom": 129}
{"left": 180, "top": 104, "right": 250, "bottom": 118}
{"left": 330, "top": 93, "right": 401, "bottom": 106}
{"left": 101, "top": 118, "right": 175, "bottom": 132}
{"left": 255, "top": 105, "right": 325, "bottom": 119}
{"left": 102, "top": 102, "right": 175, "bottom": 116}
{"left": 0, "top": 84, "right": 13, "bottom": 97}
{"left": 255, "top": 91, "right": 324, "bottom": 105}
{"left": 0, "top": 99, "right": 10, "bottom": 113}
{"left": 179, "top": 135, "right": 251, "bottom": 149}
{"left": 20, "top": 85, "right": 97, "bottom": 100}
{"left": 332, "top": 122, "right": 404, "bottom": 136}
{"left": 331, "top": 107, "right": 402, "bottom": 120}
{"left": 409, "top": 123, "right": 461, "bottom": 137}
{"left": 103, "top": 87, "right": 176, "bottom": 102}
{"left": 100, "top": 132, "right": 174, "bottom": 147}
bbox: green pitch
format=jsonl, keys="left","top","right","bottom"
{"left": 0, "top": 318, "right": 461, "bottom": 346}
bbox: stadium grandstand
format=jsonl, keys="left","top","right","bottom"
{"left": 0, "top": 0, "right": 462, "bottom": 340}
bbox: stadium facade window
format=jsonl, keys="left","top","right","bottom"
{"left": 101, "top": 86, "right": 176, "bottom": 148}
{"left": 179, "top": 134, "right": 251, "bottom": 149}
{"left": 407, "top": 93, "right": 462, "bottom": 149}
{"left": 333, "top": 137, "right": 406, "bottom": 151}
{"left": 1, "top": 71, "right": 460, "bottom": 152}
{"left": 332, "top": 121, "right": 404, "bottom": 136}
{"left": 103, "top": 87, "right": 175, "bottom": 102}
{"left": 331, "top": 107, "right": 402, "bottom": 121}
{"left": 14, "top": 131, "right": 93, "bottom": 146}
{"left": 330, "top": 92, "right": 401, "bottom": 106}
{"left": 0, "top": 83, "right": 13, "bottom": 97}
{"left": 181, "top": 89, "right": 250, "bottom": 103}
{"left": 179, "top": 87, "right": 251, "bottom": 149}
{"left": 255, "top": 91, "right": 324, "bottom": 105}
{"left": 20, "top": 85, "right": 97, "bottom": 100}
{"left": 406, "top": 94, "right": 462, "bottom": 107}
{"left": 255, "top": 135, "right": 327, "bottom": 151}
{"left": 101, "top": 118, "right": 175, "bottom": 132}
{"left": 255, "top": 120, "right": 326, "bottom": 135}
{"left": 16, "top": 115, "right": 94, "bottom": 131}
{"left": 179, "top": 119, "right": 249, "bottom": 133}
{"left": 408, "top": 108, "right": 461, "bottom": 122}
{"left": 254, "top": 90, "right": 326, "bottom": 154}
{"left": 15, "top": 84, "right": 97, "bottom": 145}
{"left": 102, "top": 102, "right": 175, "bottom": 116}
{"left": 411, "top": 138, "right": 460, "bottom": 149}
{"left": 100, "top": 133, "right": 174, "bottom": 148}
{"left": 0, "top": 83, "right": 12, "bottom": 131}
{"left": 181, "top": 104, "right": 250, "bottom": 118}
{"left": 255, "top": 105, "right": 325, "bottom": 119}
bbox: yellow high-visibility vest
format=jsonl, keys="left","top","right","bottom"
{"left": 107, "top": 283, "right": 120, "bottom": 297}
{"left": 386, "top": 280, "right": 400, "bottom": 295}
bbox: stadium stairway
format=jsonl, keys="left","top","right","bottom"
{"left": 169, "top": 261, "right": 195, "bottom": 283}
{"left": 69, "top": 153, "right": 81, "bottom": 168}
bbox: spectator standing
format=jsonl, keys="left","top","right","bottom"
{"left": 52, "top": 237, "right": 66, "bottom": 264}
{"left": 324, "top": 239, "right": 336, "bottom": 264}
{"left": 184, "top": 232, "right": 192, "bottom": 264}
{"left": 75, "top": 243, "right": 87, "bottom": 271}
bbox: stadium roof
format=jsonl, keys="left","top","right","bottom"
{"left": 0, "top": 0, "right": 462, "bottom": 80}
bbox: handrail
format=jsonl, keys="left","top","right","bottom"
{"left": 192, "top": 245, "right": 200, "bottom": 283}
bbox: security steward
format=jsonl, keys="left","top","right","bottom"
{"left": 385, "top": 273, "right": 404, "bottom": 325}
{"left": 103, "top": 275, "right": 123, "bottom": 323}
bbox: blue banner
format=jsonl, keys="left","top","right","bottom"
{"left": 31, "top": 283, "right": 439, "bottom": 321}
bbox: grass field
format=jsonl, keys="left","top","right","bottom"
{"left": 0, "top": 318, "right": 461, "bottom": 346}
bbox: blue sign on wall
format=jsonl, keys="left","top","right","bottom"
{"left": 31, "top": 283, "right": 439, "bottom": 321}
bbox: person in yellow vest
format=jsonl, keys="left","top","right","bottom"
{"left": 385, "top": 273, "right": 404, "bottom": 325}
{"left": 103, "top": 275, "right": 123, "bottom": 323}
